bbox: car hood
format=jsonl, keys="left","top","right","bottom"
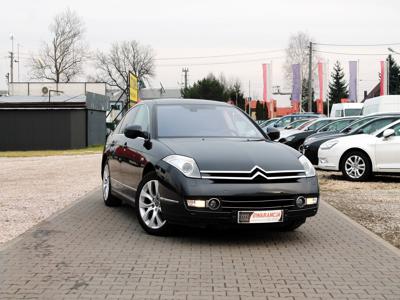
{"left": 279, "top": 129, "right": 301, "bottom": 139}
{"left": 305, "top": 133, "right": 347, "bottom": 145}
{"left": 159, "top": 138, "right": 304, "bottom": 172}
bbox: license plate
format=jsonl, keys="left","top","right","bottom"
{"left": 238, "top": 210, "right": 283, "bottom": 224}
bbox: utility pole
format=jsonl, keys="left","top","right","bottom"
{"left": 17, "top": 43, "right": 20, "bottom": 82}
{"left": 182, "top": 68, "right": 189, "bottom": 89}
{"left": 9, "top": 34, "right": 14, "bottom": 83}
{"left": 308, "top": 41, "right": 313, "bottom": 112}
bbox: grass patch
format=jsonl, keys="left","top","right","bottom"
{"left": 0, "top": 145, "right": 103, "bottom": 158}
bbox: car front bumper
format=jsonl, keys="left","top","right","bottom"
{"left": 317, "top": 149, "right": 340, "bottom": 171}
{"left": 156, "top": 165, "right": 319, "bottom": 226}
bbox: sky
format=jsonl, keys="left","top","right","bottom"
{"left": 1, "top": 0, "right": 400, "bottom": 101}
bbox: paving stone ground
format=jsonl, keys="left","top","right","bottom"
{"left": 0, "top": 189, "right": 399, "bottom": 300}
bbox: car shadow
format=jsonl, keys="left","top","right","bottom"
{"left": 115, "top": 203, "right": 310, "bottom": 247}
{"left": 328, "top": 173, "right": 400, "bottom": 183}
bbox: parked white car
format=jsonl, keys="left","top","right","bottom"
{"left": 318, "top": 119, "right": 400, "bottom": 181}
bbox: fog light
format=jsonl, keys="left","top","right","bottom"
{"left": 207, "top": 198, "right": 220, "bottom": 210}
{"left": 187, "top": 199, "right": 206, "bottom": 208}
{"left": 319, "top": 158, "right": 328, "bottom": 164}
{"left": 296, "top": 196, "right": 306, "bottom": 208}
{"left": 306, "top": 197, "right": 318, "bottom": 205}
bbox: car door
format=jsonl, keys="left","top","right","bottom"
{"left": 109, "top": 107, "right": 139, "bottom": 195}
{"left": 119, "top": 104, "right": 151, "bottom": 199}
{"left": 374, "top": 122, "right": 400, "bottom": 171}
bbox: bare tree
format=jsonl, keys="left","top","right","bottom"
{"left": 30, "top": 8, "right": 86, "bottom": 82}
{"left": 94, "top": 40, "right": 155, "bottom": 93}
{"left": 283, "top": 31, "right": 318, "bottom": 85}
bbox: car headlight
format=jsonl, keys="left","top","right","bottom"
{"left": 299, "top": 155, "right": 316, "bottom": 177}
{"left": 320, "top": 140, "right": 338, "bottom": 150}
{"left": 163, "top": 155, "right": 201, "bottom": 178}
{"left": 285, "top": 135, "right": 296, "bottom": 142}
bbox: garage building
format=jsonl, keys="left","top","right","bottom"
{"left": 0, "top": 92, "right": 109, "bottom": 151}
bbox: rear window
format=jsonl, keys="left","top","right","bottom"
{"left": 344, "top": 108, "right": 362, "bottom": 116}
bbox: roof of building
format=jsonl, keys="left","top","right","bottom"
{"left": 0, "top": 93, "right": 109, "bottom": 111}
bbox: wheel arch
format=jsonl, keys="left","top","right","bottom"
{"left": 142, "top": 162, "right": 156, "bottom": 178}
{"left": 339, "top": 147, "right": 373, "bottom": 170}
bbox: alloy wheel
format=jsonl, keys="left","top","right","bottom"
{"left": 344, "top": 155, "right": 366, "bottom": 179}
{"left": 139, "top": 180, "right": 166, "bottom": 230}
{"left": 102, "top": 165, "right": 110, "bottom": 200}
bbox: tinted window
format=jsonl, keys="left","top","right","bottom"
{"left": 307, "top": 119, "right": 331, "bottom": 131}
{"left": 355, "top": 118, "right": 397, "bottom": 134}
{"left": 275, "top": 116, "right": 292, "bottom": 127}
{"left": 320, "top": 119, "right": 355, "bottom": 132}
{"left": 116, "top": 106, "right": 139, "bottom": 134}
{"left": 392, "top": 123, "right": 400, "bottom": 136}
{"left": 340, "top": 117, "right": 374, "bottom": 133}
{"left": 156, "top": 104, "right": 263, "bottom": 138}
{"left": 132, "top": 105, "right": 150, "bottom": 132}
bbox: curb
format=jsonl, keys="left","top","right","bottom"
{"left": 321, "top": 200, "right": 400, "bottom": 257}
{"left": 0, "top": 187, "right": 101, "bottom": 252}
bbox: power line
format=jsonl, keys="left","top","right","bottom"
{"left": 155, "top": 49, "right": 285, "bottom": 61}
{"left": 156, "top": 56, "right": 286, "bottom": 67}
{"left": 314, "top": 42, "right": 400, "bottom": 47}
{"left": 314, "top": 50, "right": 390, "bottom": 56}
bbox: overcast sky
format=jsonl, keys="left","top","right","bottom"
{"left": 1, "top": 0, "right": 400, "bottom": 100}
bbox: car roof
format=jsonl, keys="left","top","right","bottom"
{"left": 141, "top": 98, "right": 231, "bottom": 106}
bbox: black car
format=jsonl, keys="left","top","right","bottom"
{"left": 279, "top": 118, "right": 334, "bottom": 151}
{"left": 102, "top": 99, "right": 319, "bottom": 235}
{"left": 303, "top": 115, "right": 400, "bottom": 165}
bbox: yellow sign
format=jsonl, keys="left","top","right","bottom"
{"left": 129, "top": 72, "right": 139, "bottom": 103}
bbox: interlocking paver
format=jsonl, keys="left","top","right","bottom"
{"left": 1, "top": 189, "right": 400, "bottom": 299}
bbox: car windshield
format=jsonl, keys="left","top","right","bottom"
{"left": 297, "top": 119, "right": 315, "bottom": 130}
{"left": 285, "top": 119, "right": 309, "bottom": 129}
{"left": 304, "top": 119, "right": 330, "bottom": 131}
{"left": 156, "top": 104, "right": 264, "bottom": 138}
{"left": 319, "top": 119, "right": 356, "bottom": 132}
{"left": 349, "top": 118, "right": 399, "bottom": 135}
{"left": 340, "top": 117, "right": 374, "bottom": 133}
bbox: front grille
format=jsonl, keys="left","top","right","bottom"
{"left": 200, "top": 166, "right": 306, "bottom": 183}
{"left": 219, "top": 196, "right": 295, "bottom": 211}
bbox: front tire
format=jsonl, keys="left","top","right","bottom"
{"left": 340, "top": 151, "right": 372, "bottom": 181}
{"left": 135, "top": 172, "right": 170, "bottom": 235}
{"left": 102, "top": 162, "right": 121, "bottom": 206}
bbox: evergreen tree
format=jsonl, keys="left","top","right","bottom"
{"left": 328, "top": 61, "right": 349, "bottom": 109}
{"left": 227, "top": 82, "right": 246, "bottom": 111}
{"left": 301, "top": 78, "right": 316, "bottom": 112}
{"left": 388, "top": 55, "right": 400, "bottom": 95}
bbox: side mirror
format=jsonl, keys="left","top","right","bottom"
{"left": 383, "top": 128, "right": 395, "bottom": 139}
{"left": 124, "top": 125, "right": 149, "bottom": 139}
{"left": 267, "top": 127, "right": 280, "bottom": 141}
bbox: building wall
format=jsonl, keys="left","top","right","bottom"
{"left": 0, "top": 109, "right": 88, "bottom": 151}
{"left": 87, "top": 110, "right": 106, "bottom": 146}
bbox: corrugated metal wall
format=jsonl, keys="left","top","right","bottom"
{"left": 0, "top": 109, "right": 104, "bottom": 151}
